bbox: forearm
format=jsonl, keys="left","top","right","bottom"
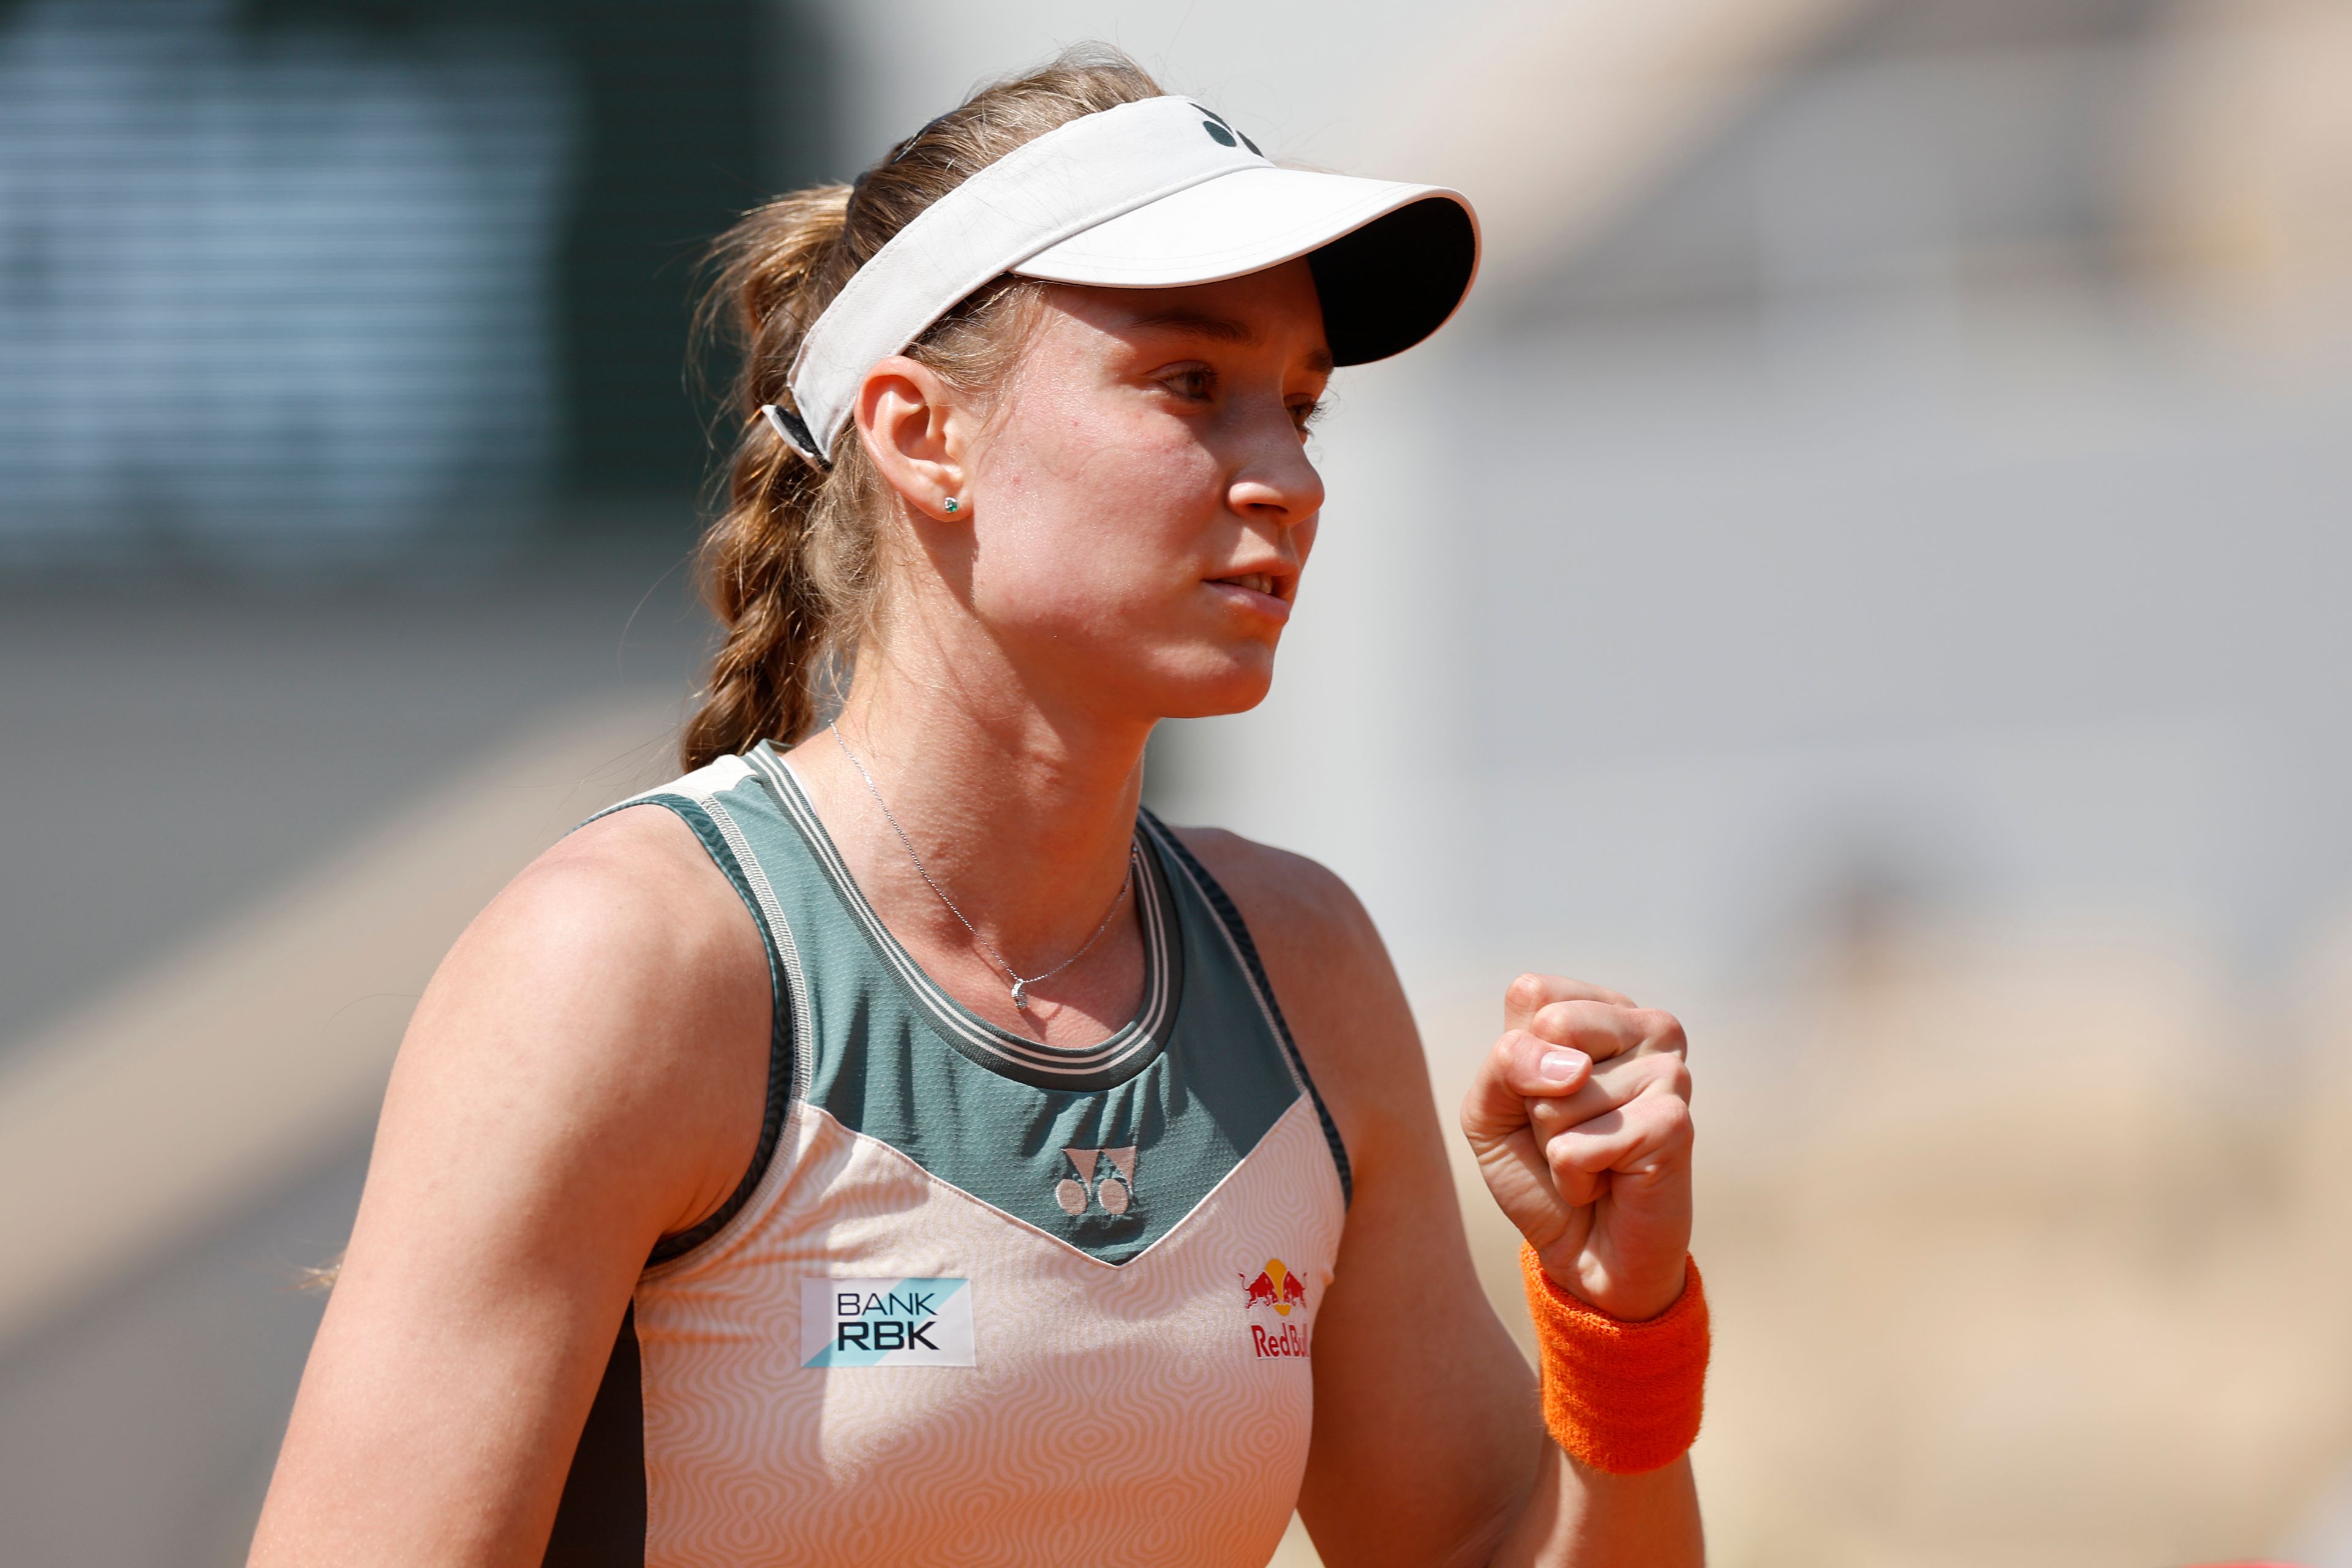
{"left": 1488, "top": 1446, "right": 1702, "bottom": 1568}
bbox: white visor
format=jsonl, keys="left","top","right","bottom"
{"left": 769, "top": 95, "right": 1479, "bottom": 465}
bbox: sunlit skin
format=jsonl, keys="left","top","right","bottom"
{"left": 247, "top": 260, "right": 1702, "bottom": 1568}
{"left": 928, "top": 276, "right": 1330, "bottom": 720}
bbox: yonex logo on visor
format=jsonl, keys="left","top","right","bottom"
{"left": 766, "top": 95, "right": 1479, "bottom": 467}
{"left": 1196, "top": 107, "right": 1259, "bottom": 155}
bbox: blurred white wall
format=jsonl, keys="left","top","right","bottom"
{"left": 818, "top": 0, "right": 2352, "bottom": 1007}
{"left": 820, "top": 0, "right": 1859, "bottom": 276}
{"left": 820, "top": 0, "right": 1487, "bottom": 172}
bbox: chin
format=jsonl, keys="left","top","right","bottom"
{"left": 1148, "top": 650, "right": 1279, "bottom": 720}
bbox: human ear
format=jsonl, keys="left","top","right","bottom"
{"left": 854, "top": 354, "right": 973, "bottom": 521}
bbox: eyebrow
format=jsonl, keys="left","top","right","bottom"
{"left": 1125, "top": 307, "right": 1335, "bottom": 374}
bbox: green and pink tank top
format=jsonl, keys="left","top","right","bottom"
{"left": 541, "top": 742, "right": 1351, "bottom": 1567}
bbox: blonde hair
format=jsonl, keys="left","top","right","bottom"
{"left": 680, "top": 45, "right": 1165, "bottom": 769}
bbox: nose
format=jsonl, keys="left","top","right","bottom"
{"left": 1225, "top": 416, "right": 1325, "bottom": 529}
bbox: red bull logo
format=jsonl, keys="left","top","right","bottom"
{"left": 1240, "top": 1257, "right": 1311, "bottom": 1359}
{"left": 1242, "top": 1257, "right": 1306, "bottom": 1316}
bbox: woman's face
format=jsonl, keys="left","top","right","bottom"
{"left": 930, "top": 259, "right": 1332, "bottom": 724}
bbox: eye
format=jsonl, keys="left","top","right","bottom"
{"left": 1159, "top": 366, "right": 1216, "bottom": 402}
{"left": 1289, "top": 398, "right": 1324, "bottom": 435}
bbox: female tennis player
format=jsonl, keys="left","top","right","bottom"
{"left": 251, "top": 47, "right": 1705, "bottom": 1568}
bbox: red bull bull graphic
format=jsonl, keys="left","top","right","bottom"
{"left": 1240, "top": 1257, "right": 1311, "bottom": 1359}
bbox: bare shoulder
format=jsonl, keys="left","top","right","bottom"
{"left": 1169, "top": 827, "right": 1376, "bottom": 953}
{"left": 1167, "top": 827, "right": 1425, "bottom": 1147}
{"left": 377, "top": 799, "right": 771, "bottom": 1244}
{"left": 435, "top": 805, "right": 764, "bottom": 1058}
{"left": 429, "top": 797, "right": 767, "bottom": 1096}
{"left": 491, "top": 801, "right": 752, "bottom": 968}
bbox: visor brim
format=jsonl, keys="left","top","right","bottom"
{"left": 1012, "top": 166, "right": 1479, "bottom": 366}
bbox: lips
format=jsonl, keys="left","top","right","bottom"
{"left": 1206, "top": 566, "right": 1294, "bottom": 623}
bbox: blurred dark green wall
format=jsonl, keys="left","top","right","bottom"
{"left": 0, "top": 0, "right": 835, "bottom": 556}
{"left": 557, "top": 0, "right": 834, "bottom": 503}
{"left": 243, "top": 0, "right": 837, "bottom": 508}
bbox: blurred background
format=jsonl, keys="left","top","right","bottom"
{"left": 1, "top": 0, "right": 2348, "bottom": 1563}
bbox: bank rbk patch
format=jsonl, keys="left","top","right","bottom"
{"left": 802, "top": 1278, "right": 974, "bottom": 1366}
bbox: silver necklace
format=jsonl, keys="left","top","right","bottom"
{"left": 829, "top": 723, "right": 1135, "bottom": 1011}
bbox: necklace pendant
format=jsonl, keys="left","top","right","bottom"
{"left": 1010, "top": 979, "right": 1030, "bottom": 1010}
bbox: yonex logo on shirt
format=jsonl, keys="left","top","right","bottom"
{"left": 1055, "top": 1146, "right": 1137, "bottom": 1216}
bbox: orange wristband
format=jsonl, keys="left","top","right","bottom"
{"left": 1520, "top": 1244, "right": 1709, "bottom": 1476}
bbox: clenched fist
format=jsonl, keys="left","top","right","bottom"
{"left": 1460, "top": 974, "right": 1694, "bottom": 1321}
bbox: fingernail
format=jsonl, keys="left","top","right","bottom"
{"left": 1539, "top": 1050, "right": 1583, "bottom": 1083}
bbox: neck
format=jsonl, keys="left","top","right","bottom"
{"left": 783, "top": 631, "right": 1155, "bottom": 1022}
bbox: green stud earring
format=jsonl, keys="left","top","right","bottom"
{"left": 943, "top": 497, "right": 960, "bottom": 514}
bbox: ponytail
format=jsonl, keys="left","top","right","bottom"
{"left": 681, "top": 46, "right": 1164, "bottom": 770}
{"left": 685, "top": 186, "right": 860, "bottom": 768}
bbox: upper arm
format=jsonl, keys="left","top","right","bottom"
{"left": 1174, "top": 829, "right": 1541, "bottom": 1568}
{"left": 250, "top": 804, "right": 771, "bottom": 1568}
